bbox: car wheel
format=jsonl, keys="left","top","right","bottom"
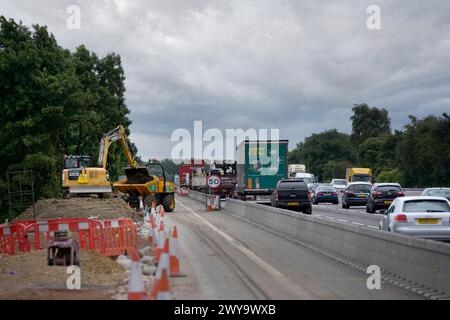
{"left": 302, "top": 206, "right": 312, "bottom": 215}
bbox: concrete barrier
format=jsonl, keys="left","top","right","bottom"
{"left": 186, "top": 190, "right": 208, "bottom": 203}
{"left": 187, "top": 191, "right": 450, "bottom": 297}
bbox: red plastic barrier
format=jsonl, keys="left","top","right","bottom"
{"left": 0, "top": 224, "right": 15, "bottom": 255}
{"left": 0, "top": 218, "right": 137, "bottom": 258}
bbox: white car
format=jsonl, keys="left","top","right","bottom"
{"left": 331, "top": 179, "right": 348, "bottom": 192}
{"left": 379, "top": 196, "right": 450, "bottom": 241}
{"left": 421, "top": 188, "right": 450, "bottom": 201}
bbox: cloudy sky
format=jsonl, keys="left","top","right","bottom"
{"left": 2, "top": 0, "right": 450, "bottom": 160}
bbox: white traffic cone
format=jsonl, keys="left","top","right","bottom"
{"left": 156, "top": 269, "right": 172, "bottom": 300}
{"left": 169, "top": 226, "right": 182, "bottom": 277}
{"left": 128, "top": 261, "right": 147, "bottom": 300}
{"left": 150, "top": 238, "right": 170, "bottom": 299}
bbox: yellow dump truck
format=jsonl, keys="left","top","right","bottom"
{"left": 346, "top": 168, "right": 372, "bottom": 183}
{"left": 113, "top": 162, "right": 176, "bottom": 212}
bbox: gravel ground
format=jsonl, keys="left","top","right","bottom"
{"left": 0, "top": 250, "right": 127, "bottom": 300}
{"left": 15, "top": 197, "right": 136, "bottom": 221}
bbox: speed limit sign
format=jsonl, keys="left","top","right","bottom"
{"left": 207, "top": 175, "right": 221, "bottom": 189}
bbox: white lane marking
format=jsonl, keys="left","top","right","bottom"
{"left": 177, "top": 200, "right": 284, "bottom": 277}
{"left": 326, "top": 216, "right": 335, "bottom": 220}
{"left": 351, "top": 222, "right": 364, "bottom": 226}
{"left": 315, "top": 214, "right": 323, "bottom": 217}
{"left": 337, "top": 219, "right": 348, "bottom": 223}
{"left": 367, "top": 225, "right": 378, "bottom": 229}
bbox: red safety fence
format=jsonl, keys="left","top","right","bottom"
{"left": 177, "top": 188, "right": 189, "bottom": 196}
{"left": 0, "top": 218, "right": 138, "bottom": 258}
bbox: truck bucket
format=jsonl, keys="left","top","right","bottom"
{"left": 124, "top": 167, "right": 154, "bottom": 184}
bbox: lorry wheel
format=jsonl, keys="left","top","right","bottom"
{"left": 162, "top": 194, "right": 175, "bottom": 212}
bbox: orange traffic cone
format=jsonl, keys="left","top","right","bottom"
{"left": 128, "top": 261, "right": 147, "bottom": 300}
{"left": 154, "top": 222, "right": 166, "bottom": 262}
{"left": 148, "top": 216, "right": 156, "bottom": 243}
{"left": 156, "top": 269, "right": 172, "bottom": 300}
{"left": 169, "top": 226, "right": 182, "bottom": 277}
{"left": 150, "top": 238, "right": 170, "bottom": 299}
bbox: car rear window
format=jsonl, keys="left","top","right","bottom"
{"left": 403, "top": 200, "right": 450, "bottom": 212}
{"left": 348, "top": 184, "right": 371, "bottom": 192}
{"left": 427, "top": 189, "right": 450, "bottom": 198}
{"left": 333, "top": 180, "right": 347, "bottom": 185}
{"left": 279, "top": 181, "right": 307, "bottom": 190}
{"left": 376, "top": 185, "right": 402, "bottom": 192}
{"left": 317, "top": 187, "right": 335, "bottom": 192}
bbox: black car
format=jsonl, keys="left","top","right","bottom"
{"left": 271, "top": 179, "right": 312, "bottom": 214}
{"left": 366, "top": 183, "right": 405, "bottom": 213}
{"left": 342, "top": 182, "right": 372, "bottom": 208}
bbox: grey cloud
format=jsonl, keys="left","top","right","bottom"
{"left": 2, "top": 0, "right": 450, "bottom": 159}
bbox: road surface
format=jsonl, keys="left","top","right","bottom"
{"left": 166, "top": 196, "right": 423, "bottom": 300}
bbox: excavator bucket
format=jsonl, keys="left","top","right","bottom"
{"left": 124, "top": 167, "right": 154, "bottom": 184}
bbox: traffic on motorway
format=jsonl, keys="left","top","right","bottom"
{"left": 178, "top": 158, "right": 450, "bottom": 242}
{"left": 310, "top": 182, "right": 450, "bottom": 241}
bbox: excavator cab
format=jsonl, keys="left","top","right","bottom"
{"left": 63, "top": 155, "right": 93, "bottom": 169}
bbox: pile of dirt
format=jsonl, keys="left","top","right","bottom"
{"left": 15, "top": 197, "right": 136, "bottom": 221}
{"left": 0, "top": 250, "right": 127, "bottom": 299}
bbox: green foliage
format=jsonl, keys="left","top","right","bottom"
{"left": 289, "top": 129, "right": 355, "bottom": 181}
{"left": 356, "top": 134, "right": 398, "bottom": 176}
{"left": 291, "top": 104, "right": 450, "bottom": 188}
{"left": 322, "top": 160, "right": 354, "bottom": 182}
{"left": 0, "top": 17, "right": 132, "bottom": 221}
{"left": 376, "top": 170, "right": 405, "bottom": 184}
{"left": 395, "top": 114, "right": 450, "bottom": 187}
{"left": 351, "top": 103, "right": 391, "bottom": 143}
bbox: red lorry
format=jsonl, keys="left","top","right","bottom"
{"left": 207, "top": 162, "right": 237, "bottom": 198}
{"left": 178, "top": 160, "right": 206, "bottom": 188}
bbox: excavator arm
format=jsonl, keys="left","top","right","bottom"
{"left": 97, "top": 125, "right": 138, "bottom": 169}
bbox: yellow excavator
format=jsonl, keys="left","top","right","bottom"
{"left": 62, "top": 126, "right": 176, "bottom": 212}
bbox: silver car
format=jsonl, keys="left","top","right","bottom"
{"left": 421, "top": 188, "right": 450, "bottom": 201}
{"left": 379, "top": 196, "right": 450, "bottom": 241}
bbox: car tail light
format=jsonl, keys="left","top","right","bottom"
{"left": 332, "top": 192, "right": 337, "bottom": 196}
{"left": 394, "top": 214, "right": 408, "bottom": 223}
{"left": 317, "top": 192, "right": 323, "bottom": 196}
{"left": 308, "top": 192, "right": 311, "bottom": 200}
{"left": 397, "top": 192, "right": 405, "bottom": 197}
{"left": 347, "top": 192, "right": 355, "bottom": 197}
{"left": 374, "top": 191, "right": 383, "bottom": 197}
{"left": 274, "top": 192, "right": 278, "bottom": 201}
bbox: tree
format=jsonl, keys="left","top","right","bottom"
{"left": 357, "top": 133, "right": 398, "bottom": 176}
{"left": 289, "top": 129, "right": 355, "bottom": 181}
{"left": 0, "top": 17, "right": 132, "bottom": 221}
{"left": 351, "top": 103, "right": 391, "bottom": 143}
{"left": 395, "top": 114, "right": 450, "bottom": 187}
{"left": 322, "top": 160, "right": 353, "bottom": 182}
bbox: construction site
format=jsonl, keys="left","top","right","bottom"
{"left": 2, "top": 3, "right": 450, "bottom": 308}
{"left": 0, "top": 125, "right": 182, "bottom": 300}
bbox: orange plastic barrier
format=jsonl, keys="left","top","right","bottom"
{"left": 0, "top": 218, "right": 137, "bottom": 258}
